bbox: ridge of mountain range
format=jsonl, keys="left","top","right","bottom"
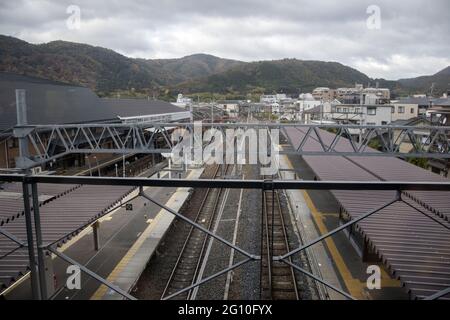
{"left": 1, "top": 35, "right": 449, "bottom": 98}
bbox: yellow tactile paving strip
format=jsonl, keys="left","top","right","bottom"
{"left": 90, "top": 209, "right": 165, "bottom": 300}
{"left": 90, "top": 170, "right": 198, "bottom": 300}
{"left": 284, "top": 155, "right": 400, "bottom": 299}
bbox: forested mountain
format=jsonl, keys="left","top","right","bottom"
{"left": 1, "top": 35, "right": 448, "bottom": 98}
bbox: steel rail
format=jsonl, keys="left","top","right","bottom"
{"left": 189, "top": 164, "right": 234, "bottom": 300}
{"left": 261, "top": 190, "right": 273, "bottom": 299}
{"left": 162, "top": 258, "right": 252, "bottom": 301}
{"left": 281, "top": 258, "right": 355, "bottom": 300}
{"left": 161, "top": 164, "right": 222, "bottom": 299}
{"left": 274, "top": 189, "right": 300, "bottom": 300}
{"left": 141, "top": 191, "right": 257, "bottom": 260}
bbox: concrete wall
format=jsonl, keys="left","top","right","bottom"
{"left": 391, "top": 103, "right": 419, "bottom": 121}
{"left": 363, "top": 106, "right": 392, "bottom": 125}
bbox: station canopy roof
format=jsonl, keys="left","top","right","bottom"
{"left": 0, "top": 72, "right": 185, "bottom": 132}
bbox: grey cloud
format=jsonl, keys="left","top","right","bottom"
{"left": 0, "top": 0, "right": 449, "bottom": 79}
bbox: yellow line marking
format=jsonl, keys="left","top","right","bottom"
{"left": 90, "top": 168, "right": 201, "bottom": 300}
{"left": 283, "top": 155, "right": 401, "bottom": 295}
{"left": 320, "top": 213, "right": 339, "bottom": 217}
{"left": 90, "top": 211, "right": 164, "bottom": 300}
{"left": 302, "top": 189, "right": 366, "bottom": 299}
{"left": 380, "top": 269, "right": 402, "bottom": 288}
{"left": 283, "top": 155, "right": 366, "bottom": 299}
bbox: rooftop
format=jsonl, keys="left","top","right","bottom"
{"left": 0, "top": 73, "right": 186, "bottom": 132}
{"left": 433, "top": 97, "right": 450, "bottom": 107}
{"left": 394, "top": 96, "right": 433, "bottom": 106}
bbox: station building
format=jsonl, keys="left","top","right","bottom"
{"left": 0, "top": 73, "right": 190, "bottom": 170}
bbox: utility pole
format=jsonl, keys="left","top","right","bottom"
{"left": 93, "top": 155, "right": 100, "bottom": 176}
{"left": 85, "top": 155, "right": 92, "bottom": 176}
{"left": 15, "top": 89, "right": 30, "bottom": 170}
{"left": 320, "top": 98, "right": 323, "bottom": 124}
{"left": 123, "top": 155, "right": 126, "bottom": 177}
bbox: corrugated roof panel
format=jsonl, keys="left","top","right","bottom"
{"left": 0, "top": 183, "right": 79, "bottom": 225}
{"left": 0, "top": 184, "right": 134, "bottom": 290}
{"left": 284, "top": 126, "right": 450, "bottom": 300}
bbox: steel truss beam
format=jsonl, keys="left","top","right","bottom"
{"left": 11, "top": 123, "right": 450, "bottom": 169}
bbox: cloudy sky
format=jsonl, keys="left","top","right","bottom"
{"left": 1, "top": 0, "right": 449, "bottom": 79}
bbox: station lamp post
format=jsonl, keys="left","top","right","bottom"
{"left": 85, "top": 155, "right": 92, "bottom": 176}
{"left": 93, "top": 155, "right": 100, "bottom": 176}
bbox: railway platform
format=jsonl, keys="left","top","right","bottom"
{"left": 2, "top": 165, "right": 204, "bottom": 300}
{"left": 92, "top": 167, "right": 205, "bottom": 300}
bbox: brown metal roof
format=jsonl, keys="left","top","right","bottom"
{"left": 0, "top": 183, "right": 78, "bottom": 225}
{"left": 284, "top": 126, "right": 450, "bottom": 299}
{"left": 0, "top": 184, "right": 134, "bottom": 290}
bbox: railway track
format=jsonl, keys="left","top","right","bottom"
{"left": 161, "top": 164, "right": 232, "bottom": 300}
{"left": 261, "top": 181, "right": 300, "bottom": 300}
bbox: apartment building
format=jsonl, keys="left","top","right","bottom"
{"left": 363, "top": 87, "right": 390, "bottom": 101}
{"left": 216, "top": 100, "right": 241, "bottom": 117}
{"left": 331, "top": 104, "right": 392, "bottom": 125}
{"left": 335, "top": 84, "right": 364, "bottom": 103}
{"left": 260, "top": 94, "right": 277, "bottom": 104}
{"left": 335, "top": 84, "right": 390, "bottom": 104}
{"left": 312, "top": 87, "right": 335, "bottom": 101}
{"left": 304, "top": 103, "right": 392, "bottom": 126}
{"left": 391, "top": 98, "right": 423, "bottom": 121}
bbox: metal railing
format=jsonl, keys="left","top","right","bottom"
{"left": 1, "top": 174, "right": 450, "bottom": 300}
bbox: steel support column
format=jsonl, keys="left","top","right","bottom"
{"left": 22, "top": 182, "right": 40, "bottom": 299}
{"left": 31, "top": 183, "right": 50, "bottom": 299}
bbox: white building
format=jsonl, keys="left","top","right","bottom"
{"left": 312, "top": 87, "right": 334, "bottom": 101}
{"left": 331, "top": 104, "right": 392, "bottom": 125}
{"left": 392, "top": 97, "right": 431, "bottom": 119}
{"left": 260, "top": 93, "right": 293, "bottom": 104}
{"left": 174, "top": 93, "right": 192, "bottom": 108}
{"left": 271, "top": 103, "right": 281, "bottom": 114}
{"left": 296, "top": 99, "right": 321, "bottom": 112}
{"left": 304, "top": 103, "right": 393, "bottom": 126}
{"left": 362, "top": 87, "right": 390, "bottom": 100}
{"left": 336, "top": 84, "right": 390, "bottom": 104}
{"left": 216, "top": 100, "right": 241, "bottom": 117}
{"left": 260, "top": 95, "right": 277, "bottom": 104}
{"left": 299, "top": 93, "right": 314, "bottom": 100}
{"left": 276, "top": 93, "right": 287, "bottom": 101}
